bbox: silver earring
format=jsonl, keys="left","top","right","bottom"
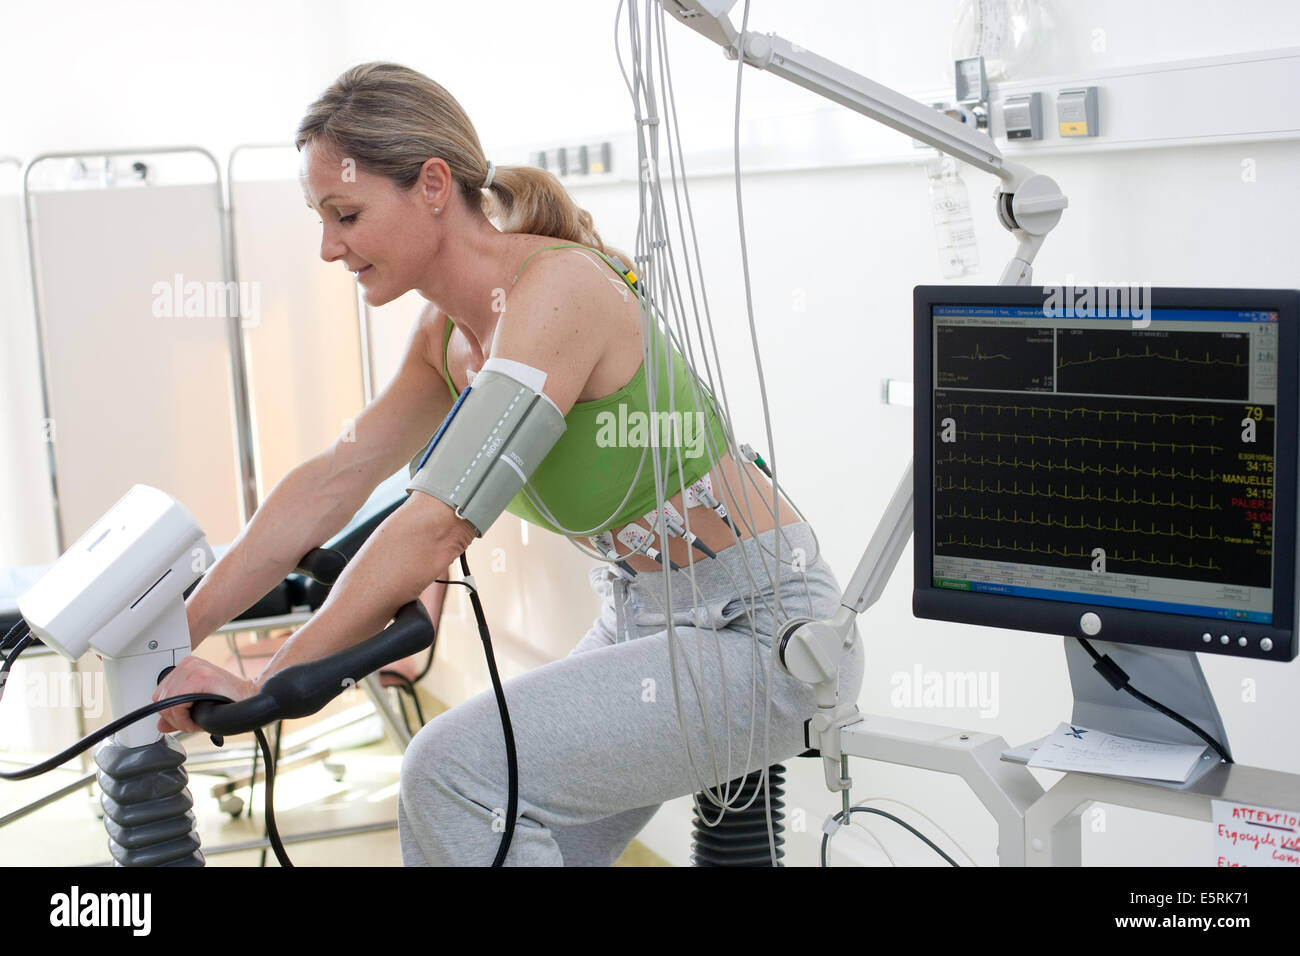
{"left": 434, "top": 207, "right": 440, "bottom": 213}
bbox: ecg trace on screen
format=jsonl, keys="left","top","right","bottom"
{"left": 933, "top": 325, "right": 1274, "bottom": 591}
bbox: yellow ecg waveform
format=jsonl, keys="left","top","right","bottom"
{"left": 938, "top": 453, "right": 1217, "bottom": 481}
{"left": 939, "top": 505, "right": 1220, "bottom": 541}
{"left": 1057, "top": 345, "right": 1246, "bottom": 370}
{"left": 940, "top": 401, "right": 1223, "bottom": 426}
{"left": 936, "top": 477, "right": 1222, "bottom": 510}
{"left": 957, "top": 432, "right": 1222, "bottom": 453}
{"left": 949, "top": 344, "right": 1013, "bottom": 361}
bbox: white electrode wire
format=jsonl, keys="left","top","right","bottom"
{"left": 726, "top": 0, "right": 785, "bottom": 618}
{"left": 637, "top": 3, "right": 779, "bottom": 602}
{"left": 653, "top": 3, "right": 798, "bottom": 821}
{"left": 632, "top": 1, "right": 784, "bottom": 816}
{"left": 636, "top": 0, "right": 748, "bottom": 804}
{"left": 646, "top": 3, "right": 761, "bottom": 812}
{"left": 824, "top": 815, "right": 898, "bottom": 868}
{"left": 597, "top": 5, "right": 817, "bottom": 585}
{"left": 648, "top": 76, "right": 823, "bottom": 792}
{"left": 852, "top": 797, "right": 979, "bottom": 867}
{"left": 617, "top": 0, "right": 805, "bottom": 832}
{"left": 641, "top": 0, "right": 816, "bottom": 595}
{"left": 724, "top": 0, "right": 783, "bottom": 865}
{"left": 648, "top": 0, "right": 819, "bottom": 856}
{"left": 612, "top": 1, "right": 832, "bottom": 837}
{"left": 647, "top": 0, "right": 821, "bottom": 628}
{"left": 613, "top": 0, "right": 817, "bottom": 578}
{"left": 625, "top": 0, "right": 738, "bottom": 803}
{"left": 626, "top": 0, "right": 764, "bottom": 832}
{"left": 646, "top": 0, "right": 783, "bottom": 822}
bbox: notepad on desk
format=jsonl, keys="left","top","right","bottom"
{"left": 1026, "top": 722, "right": 1210, "bottom": 782}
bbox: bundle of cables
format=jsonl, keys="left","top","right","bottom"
{"left": 1, "top": 615, "right": 292, "bottom": 865}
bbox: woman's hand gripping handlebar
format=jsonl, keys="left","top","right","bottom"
{"left": 160, "top": 546, "right": 434, "bottom": 740}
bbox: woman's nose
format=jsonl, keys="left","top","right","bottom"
{"left": 319, "top": 227, "right": 346, "bottom": 263}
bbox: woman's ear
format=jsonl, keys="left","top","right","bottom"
{"left": 417, "top": 157, "right": 452, "bottom": 210}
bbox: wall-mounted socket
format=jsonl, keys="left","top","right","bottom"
{"left": 532, "top": 142, "right": 612, "bottom": 177}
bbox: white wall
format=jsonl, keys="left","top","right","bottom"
{"left": 0, "top": 0, "right": 350, "bottom": 161}
{"left": 2, "top": 0, "right": 1298, "bottom": 868}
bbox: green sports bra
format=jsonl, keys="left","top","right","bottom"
{"left": 420, "top": 243, "right": 731, "bottom": 537}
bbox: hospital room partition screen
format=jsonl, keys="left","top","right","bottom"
{"left": 0, "top": 158, "right": 54, "bottom": 569}
{"left": 22, "top": 151, "right": 244, "bottom": 552}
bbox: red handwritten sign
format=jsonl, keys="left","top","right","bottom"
{"left": 1212, "top": 799, "right": 1300, "bottom": 867}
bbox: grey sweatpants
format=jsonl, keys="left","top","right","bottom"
{"left": 396, "top": 521, "right": 866, "bottom": 866}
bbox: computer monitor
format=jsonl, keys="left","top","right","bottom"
{"left": 913, "top": 285, "right": 1300, "bottom": 662}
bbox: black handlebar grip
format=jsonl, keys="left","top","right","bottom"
{"left": 293, "top": 547, "right": 349, "bottom": 586}
{"left": 189, "top": 601, "right": 434, "bottom": 736}
{"left": 189, "top": 694, "right": 280, "bottom": 736}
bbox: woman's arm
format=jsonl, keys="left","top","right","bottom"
{"left": 184, "top": 308, "right": 454, "bottom": 649}
{"left": 155, "top": 493, "right": 473, "bottom": 734}
{"left": 183, "top": 452, "right": 368, "bottom": 648}
{"left": 250, "top": 493, "right": 473, "bottom": 689}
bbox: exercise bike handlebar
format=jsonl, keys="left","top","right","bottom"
{"left": 189, "top": 547, "right": 434, "bottom": 736}
{"left": 292, "top": 545, "right": 349, "bottom": 587}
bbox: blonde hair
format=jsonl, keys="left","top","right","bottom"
{"left": 296, "top": 62, "right": 627, "bottom": 265}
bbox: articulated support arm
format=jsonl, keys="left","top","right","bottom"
{"left": 776, "top": 463, "right": 914, "bottom": 792}
{"left": 660, "top": 0, "right": 1067, "bottom": 285}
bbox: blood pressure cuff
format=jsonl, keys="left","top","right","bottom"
{"left": 406, "top": 357, "right": 566, "bottom": 537}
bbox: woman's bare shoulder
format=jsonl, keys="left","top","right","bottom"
{"left": 511, "top": 241, "right": 644, "bottom": 401}
{"left": 520, "top": 240, "right": 629, "bottom": 277}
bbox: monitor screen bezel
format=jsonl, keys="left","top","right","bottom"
{"left": 913, "top": 285, "right": 1299, "bottom": 662}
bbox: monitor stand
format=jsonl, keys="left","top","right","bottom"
{"left": 1002, "top": 638, "right": 1231, "bottom": 790}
